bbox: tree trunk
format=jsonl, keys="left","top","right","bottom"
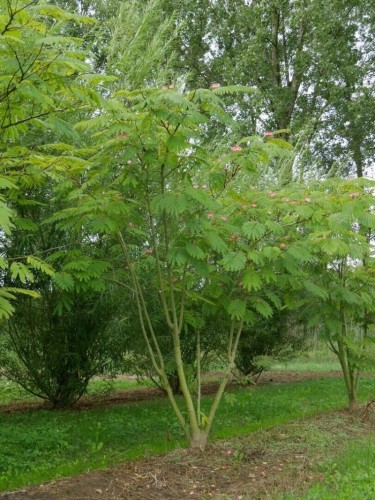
{"left": 168, "top": 371, "right": 182, "bottom": 394}
{"left": 352, "top": 141, "right": 363, "bottom": 178}
{"left": 348, "top": 386, "right": 357, "bottom": 410}
{"left": 337, "top": 349, "right": 358, "bottom": 410}
{"left": 347, "top": 364, "right": 359, "bottom": 409}
{"left": 189, "top": 429, "right": 208, "bottom": 449}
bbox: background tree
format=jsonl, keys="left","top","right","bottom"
{"left": 49, "top": 0, "right": 375, "bottom": 180}
{"left": 293, "top": 182, "right": 375, "bottom": 407}
{"left": 0, "top": 184, "right": 122, "bottom": 407}
{"left": 158, "top": 0, "right": 375, "bottom": 180}
{"left": 105, "top": 0, "right": 177, "bottom": 89}
{"left": 0, "top": 281, "right": 122, "bottom": 408}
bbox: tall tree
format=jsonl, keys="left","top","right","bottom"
{"left": 49, "top": 86, "right": 290, "bottom": 447}
{"left": 105, "top": 0, "right": 177, "bottom": 89}
{"left": 53, "top": 0, "right": 374, "bottom": 179}
{"left": 159, "top": 0, "right": 375, "bottom": 180}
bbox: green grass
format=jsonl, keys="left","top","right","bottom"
{"left": 272, "top": 342, "right": 375, "bottom": 373}
{"left": 287, "top": 439, "right": 375, "bottom": 499}
{"left": 0, "top": 379, "right": 34, "bottom": 406}
{"left": 272, "top": 359, "right": 340, "bottom": 372}
{"left": 0, "top": 376, "right": 374, "bottom": 492}
{"left": 272, "top": 346, "right": 341, "bottom": 372}
{"left": 0, "top": 343, "right": 355, "bottom": 406}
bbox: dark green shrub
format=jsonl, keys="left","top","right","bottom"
{"left": 235, "top": 310, "right": 306, "bottom": 380}
{"left": 0, "top": 289, "right": 123, "bottom": 408}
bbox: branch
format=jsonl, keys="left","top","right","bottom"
{"left": 270, "top": 7, "right": 281, "bottom": 87}
{"left": 1, "top": 0, "right": 39, "bottom": 36}
{"left": 1, "top": 108, "right": 71, "bottom": 130}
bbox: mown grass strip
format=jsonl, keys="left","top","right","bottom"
{"left": 284, "top": 439, "right": 375, "bottom": 499}
{"left": 0, "top": 376, "right": 374, "bottom": 492}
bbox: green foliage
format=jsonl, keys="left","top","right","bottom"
{"left": 0, "top": 0, "right": 100, "bottom": 317}
{"left": 0, "top": 0, "right": 93, "bottom": 134}
{"left": 227, "top": 299, "right": 246, "bottom": 320}
{"left": 235, "top": 310, "right": 306, "bottom": 378}
{"left": 0, "top": 184, "right": 123, "bottom": 406}
{"left": 105, "top": 0, "right": 178, "bottom": 88}
{"left": 221, "top": 251, "right": 247, "bottom": 272}
{"left": 0, "top": 284, "right": 123, "bottom": 407}
{"left": 158, "top": 0, "right": 374, "bottom": 179}
{"left": 242, "top": 221, "right": 267, "bottom": 241}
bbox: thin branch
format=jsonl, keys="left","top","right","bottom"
{"left": 178, "top": 264, "right": 188, "bottom": 333}
{"left": 1, "top": 108, "right": 71, "bottom": 130}
{"left": 204, "top": 319, "right": 244, "bottom": 439}
{"left": 144, "top": 192, "right": 174, "bottom": 329}
{"left": 196, "top": 330, "right": 201, "bottom": 427}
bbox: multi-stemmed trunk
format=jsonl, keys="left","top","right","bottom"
{"left": 118, "top": 228, "right": 244, "bottom": 449}
{"left": 330, "top": 302, "right": 363, "bottom": 410}
{"left": 337, "top": 340, "right": 359, "bottom": 410}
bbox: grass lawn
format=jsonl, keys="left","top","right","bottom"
{"left": 271, "top": 347, "right": 341, "bottom": 372}
{"left": 0, "top": 376, "right": 374, "bottom": 493}
{"left": 272, "top": 343, "right": 375, "bottom": 374}
{"left": 284, "top": 438, "right": 375, "bottom": 499}
{"left": 0, "top": 343, "right": 347, "bottom": 407}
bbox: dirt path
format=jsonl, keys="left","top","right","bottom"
{"left": 1, "top": 404, "right": 374, "bottom": 500}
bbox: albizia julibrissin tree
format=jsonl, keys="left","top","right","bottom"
{"left": 49, "top": 83, "right": 375, "bottom": 447}
{"left": 0, "top": 0, "right": 100, "bottom": 318}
